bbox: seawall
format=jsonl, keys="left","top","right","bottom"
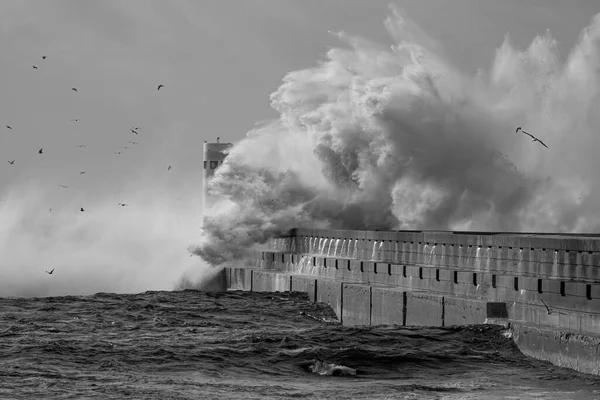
{"left": 227, "top": 228, "right": 600, "bottom": 376}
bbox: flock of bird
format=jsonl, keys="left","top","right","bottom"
{"left": 3, "top": 55, "right": 172, "bottom": 216}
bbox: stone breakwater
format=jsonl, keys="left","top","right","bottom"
{"left": 227, "top": 228, "right": 600, "bottom": 376}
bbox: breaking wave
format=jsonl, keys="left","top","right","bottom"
{"left": 193, "top": 6, "right": 600, "bottom": 265}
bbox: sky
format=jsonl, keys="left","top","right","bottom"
{"left": 1, "top": 0, "right": 599, "bottom": 296}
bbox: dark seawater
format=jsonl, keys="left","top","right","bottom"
{"left": 1, "top": 290, "right": 600, "bottom": 399}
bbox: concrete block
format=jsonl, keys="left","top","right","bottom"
{"left": 231, "top": 267, "right": 253, "bottom": 291}
{"left": 486, "top": 302, "right": 509, "bottom": 319}
{"left": 316, "top": 279, "right": 343, "bottom": 321}
{"left": 290, "top": 275, "right": 317, "bottom": 302}
{"left": 405, "top": 292, "right": 444, "bottom": 327}
{"left": 444, "top": 297, "right": 488, "bottom": 325}
{"left": 371, "top": 287, "right": 404, "bottom": 326}
{"left": 251, "top": 270, "right": 290, "bottom": 292}
{"left": 342, "top": 283, "right": 372, "bottom": 326}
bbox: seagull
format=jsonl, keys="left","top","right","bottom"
{"left": 32, "top": 65, "right": 38, "bottom": 69}
{"left": 122, "top": 146, "right": 129, "bottom": 149}
{"left": 72, "top": 87, "right": 78, "bottom": 92}
{"left": 540, "top": 298, "right": 552, "bottom": 315}
{"left": 117, "top": 203, "right": 128, "bottom": 207}
{"left": 80, "top": 207, "right": 85, "bottom": 212}
{"left": 46, "top": 269, "right": 54, "bottom": 275}
{"left": 6, "top": 125, "right": 12, "bottom": 130}
{"left": 114, "top": 151, "right": 122, "bottom": 155}
{"left": 42, "top": 56, "right": 47, "bottom": 60}
{"left": 58, "top": 185, "right": 69, "bottom": 188}
{"left": 516, "top": 127, "right": 548, "bottom": 148}
{"left": 38, "top": 148, "right": 43, "bottom": 154}
{"left": 80, "top": 171, "right": 85, "bottom": 174}
{"left": 128, "top": 141, "right": 138, "bottom": 145}
{"left": 8, "top": 160, "right": 14, "bottom": 165}
{"left": 75, "top": 144, "right": 86, "bottom": 148}
{"left": 157, "top": 84, "right": 164, "bottom": 91}
{"left": 130, "top": 129, "right": 138, "bottom": 134}
{"left": 70, "top": 119, "right": 81, "bottom": 122}
{"left": 132, "top": 127, "right": 140, "bottom": 131}
{"left": 167, "top": 165, "right": 172, "bottom": 171}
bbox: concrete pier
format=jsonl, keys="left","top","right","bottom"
{"left": 227, "top": 228, "right": 600, "bottom": 376}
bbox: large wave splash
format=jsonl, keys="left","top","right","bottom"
{"left": 192, "top": 5, "right": 600, "bottom": 265}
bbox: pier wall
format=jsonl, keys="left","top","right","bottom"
{"left": 228, "top": 229, "right": 600, "bottom": 376}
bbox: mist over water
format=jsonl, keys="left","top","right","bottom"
{"left": 194, "top": 6, "right": 600, "bottom": 265}
{"left": 0, "top": 180, "right": 219, "bottom": 297}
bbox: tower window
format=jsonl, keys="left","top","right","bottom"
{"left": 203, "top": 161, "right": 207, "bottom": 169}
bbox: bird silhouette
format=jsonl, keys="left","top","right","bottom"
{"left": 217, "top": 137, "right": 220, "bottom": 143}
{"left": 540, "top": 298, "right": 552, "bottom": 315}
{"left": 80, "top": 207, "right": 85, "bottom": 212}
{"left": 114, "top": 151, "right": 122, "bottom": 155}
{"left": 130, "top": 129, "right": 138, "bottom": 134}
{"left": 58, "top": 185, "right": 68, "bottom": 188}
{"left": 129, "top": 141, "right": 138, "bottom": 145}
{"left": 8, "top": 160, "right": 14, "bottom": 165}
{"left": 42, "top": 56, "right": 47, "bottom": 60}
{"left": 32, "top": 65, "right": 38, "bottom": 69}
{"left": 70, "top": 119, "right": 81, "bottom": 122}
{"left": 6, "top": 125, "right": 12, "bottom": 130}
{"left": 46, "top": 269, "right": 54, "bottom": 275}
{"left": 80, "top": 171, "right": 85, "bottom": 174}
{"left": 157, "top": 84, "right": 164, "bottom": 90}
{"left": 75, "top": 144, "right": 86, "bottom": 148}
{"left": 117, "top": 203, "right": 129, "bottom": 207}
{"left": 516, "top": 127, "right": 548, "bottom": 148}
{"left": 71, "top": 88, "right": 77, "bottom": 92}
{"left": 167, "top": 165, "right": 172, "bottom": 171}
{"left": 38, "top": 148, "right": 43, "bottom": 154}
{"left": 132, "top": 127, "right": 140, "bottom": 130}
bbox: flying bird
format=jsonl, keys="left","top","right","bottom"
{"left": 540, "top": 298, "right": 552, "bottom": 315}
{"left": 58, "top": 185, "right": 68, "bottom": 188}
{"left": 80, "top": 207, "right": 85, "bottom": 212}
{"left": 8, "top": 160, "right": 14, "bottom": 165}
{"left": 70, "top": 119, "right": 81, "bottom": 122}
{"left": 130, "top": 129, "right": 138, "bottom": 134}
{"left": 128, "top": 141, "right": 138, "bottom": 145}
{"left": 167, "top": 165, "right": 172, "bottom": 171}
{"left": 80, "top": 171, "right": 85, "bottom": 174}
{"left": 42, "top": 56, "right": 47, "bottom": 60}
{"left": 157, "top": 84, "right": 164, "bottom": 90}
{"left": 38, "top": 148, "right": 43, "bottom": 154}
{"left": 114, "top": 151, "right": 122, "bottom": 155}
{"left": 117, "top": 203, "right": 129, "bottom": 207}
{"left": 75, "top": 144, "right": 86, "bottom": 148}
{"left": 6, "top": 125, "right": 12, "bottom": 130}
{"left": 46, "top": 269, "right": 54, "bottom": 275}
{"left": 516, "top": 127, "right": 548, "bottom": 148}
{"left": 71, "top": 88, "right": 77, "bottom": 92}
{"left": 32, "top": 65, "right": 38, "bottom": 69}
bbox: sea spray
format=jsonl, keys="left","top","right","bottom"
{"left": 192, "top": 6, "right": 600, "bottom": 266}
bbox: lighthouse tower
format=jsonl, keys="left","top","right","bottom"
{"left": 203, "top": 139, "right": 233, "bottom": 212}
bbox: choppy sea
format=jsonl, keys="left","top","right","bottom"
{"left": 1, "top": 290, "right": 600, "bottom": 399}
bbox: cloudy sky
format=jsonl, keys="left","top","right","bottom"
{"left": 0, "top": 0, "right": 598, "bottom": 199}
{"left": 1, "top": 0, "right": 599, "bottom": 296}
